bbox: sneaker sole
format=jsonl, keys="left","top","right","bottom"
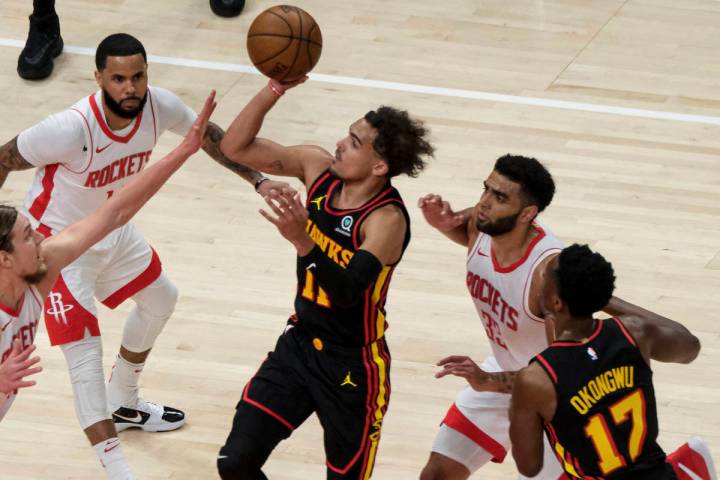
{"left": 688, "top": 437, "right": 718, "bottom": 480}
{"left": 115, "top": 417, "right": 186, "bottom": 433}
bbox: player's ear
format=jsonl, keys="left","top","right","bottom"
{"left": 372, "top": 158, "right": 389, "bottom": 177}
{"left": 0, "top": 250, "right": 13, "bottom": 269}
{"left": 94, "top": 69, "right": 102, "bottom": 88}
{"left": 519, "top": 204, "right": 539, "bottom": 225}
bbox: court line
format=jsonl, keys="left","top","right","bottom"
{"left": 2, "top": 37, "right": 720, "bottom": 126}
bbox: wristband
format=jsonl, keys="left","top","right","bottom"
{"left": 254, "top": 177, "right": 269, "bottom": 192}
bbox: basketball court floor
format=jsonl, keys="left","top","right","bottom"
{"left": 0, "top": 0, "right": 718, "bottom": 478}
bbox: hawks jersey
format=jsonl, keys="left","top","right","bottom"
{"left": 293, "top": 170, "right": 410, "bottom": 347}
{"left": 533, "top": 318, "right": 668, "bottom": 479}
{"left": 18, "top": 86, "right": 196, "bottom": 234}
{"left": 466, "top": 223, "right": 562, "bottom": 371}
{"left": 0, "top": 287, "right": 43, "bottom": 421}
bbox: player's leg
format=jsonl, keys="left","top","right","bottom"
{"left": 420, "top": 389, "right": 512, "bottom": 480}
{"left": 310, "top": 337, "right": 391, "bottom": 480}
{"left": 218, "top": 327, "right": 314, "bottom": 479}
{"left": 17, "top": 0, "right": 63, "bottom": 80}
{"left": 44, "top": 248, "right": 135, "bottom": 479}
{"left": 95, "top": 225, "right": 182, "bottom": 432}
{"left": 667, "top": 437, "right": 717, "bottom": 480}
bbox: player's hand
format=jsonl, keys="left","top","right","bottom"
{"left": 436, "top": 355, "right": 496, "bottom": 392}
{"left": 259, "top": 189, "right": 314, "bottom": 255}
{"left": 269, "top": 76, "right": 308, "bottom": 95}
{"left": 256, "top": 180, "right": 296, "bottom": 198}
{"left": 0, "top": 340, "right": 42, "bottom": 395}
{"left": 180, "top": 90, "right": 217, "bottom": 156}
{"left": 418, "top": 194, "right": 465, "bottom": 232}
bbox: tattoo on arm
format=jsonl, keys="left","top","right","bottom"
{"left": 0, "top": 137, "right": 33, "bottom": 188}
{"left": 489, "top": 371, "right": 518, "bottom": 393}
{"left": 202, "top": 122, "right": 263, "bottom": 185}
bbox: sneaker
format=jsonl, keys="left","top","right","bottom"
{"left": 209, "top": 0, "right": 245, "bottom": 18}
{"left": 17, "top": 13, "right": 63, "bottom": 80}
{"left": 667, "top": 436, "right": 717, "bottom": 480}
{"left": 112, "top": 399, "right": 185, "bottom": 433}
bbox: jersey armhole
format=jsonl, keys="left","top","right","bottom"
{"left": 466, "top": 231, "right": 485, "bottom": 265}
{"left": 532, "top": 354, "right": 558, "bottom": 384}
{"left": 522, "top": 247, "right": 561, "bottom": 324}
{"left": 61, "top": 108, "right": 94, "bottom": 174}
{"left": 304, "top": 168, "right": 332, "bottom": 207}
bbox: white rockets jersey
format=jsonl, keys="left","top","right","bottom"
{"left": 466, "top": 223, "right": 563, "bottom": 371}
{"left": 18, "top": 86, "right": 196, "bottom": 233}
{"left": 0, "top": 287, "right": 43, "bottom": 421}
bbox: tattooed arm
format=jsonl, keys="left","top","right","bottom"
{"left": 435, "top": 355, "right": 518, "bottom": 393}
{"left": 0, "top": 137, "right": 34, "bottom": 188}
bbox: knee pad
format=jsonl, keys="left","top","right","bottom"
{"left": 61, "top": 336, "right": 110, "bottom": 429}
{"left": 122, "top": 274, "right": 178, "bottom": 352}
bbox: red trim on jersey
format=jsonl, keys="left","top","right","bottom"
{"left": 324, "top": 180, "right": 393, "bottom": 215}
{"left": 611, "top": 317, "right": 637, "bottom": 347}
{"left": 36, "top": 223, "right": 52, "bottom": 238}
{"left": 535, "top": 354, "right": 558, "bottom": 383}
{"left": 0, "top": 295, "right": 24, "bottom": 317}
{"left": 89, "top": 94, "right": 143, "bottom": 143}
{"left": 44, "top": 274, "right": 101, "bottom": 346}
{"left": 100, "top": 248, "right": 162, "bottom": 309}
{"left": 241, "top": 379, "right": 295, "bottom": 431}
{"left": 147, "top": 89, "right": 157, "bottom": 144}
{"left": 305, "top": 171, "right": 331, "bottom": 206}
{"left": 491, "top": 223, "right": 546, "bottom": 273}
{"left": 351, "top": 198, "right": 403, "bottom": 250}
{"left": 551, "top": 319, "right": 604, "bottom": 347}
{"left": 28, "top": 163, "right": 59, "bottom": 221}
{"left": 442, "top": 403, "right": 507, "bottom": 462}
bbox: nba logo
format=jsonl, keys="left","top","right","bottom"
{"left": 587, "top": 347, "right": 598, "bottom": 361}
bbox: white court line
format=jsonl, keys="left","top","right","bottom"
{"left": 2, "top": 37, "right": 720, "bottom": 126}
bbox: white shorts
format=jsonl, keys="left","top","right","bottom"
{"left": 431, "top": 358, "right": 565, "bottom": 478}
{"left": 37, "top": 222, "right": 162, "bottom": 346}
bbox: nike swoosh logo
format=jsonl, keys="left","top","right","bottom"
{"left": 114, "top": 412, "right": 142, "bottom": 423}
{"left": 217, "top": 455, "right": 228, "bottom": 460}
{"left": 476, "top": 249, "right": 488, "bottom": 257}
{"left": 104, "top": 440, "right": 120, "bottom": 453}
{"left": 0, "top": 321, "right": 13, "bottom": 332}
{"left": 95, "top": 143, "right": 113, "bottom": 154}
{"left": 677, "top": 462, "right": 703, "bottom": 480}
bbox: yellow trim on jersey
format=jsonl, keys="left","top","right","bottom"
{"left": 363, "top": 341, "right": 388, "bottom": 480}
{"left": 372, "top": 266, "right": 391, "bottom": 338}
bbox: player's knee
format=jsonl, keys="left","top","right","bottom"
{"left": 135, "top": 274, "right": 178, "bottom": 318}
{"left": 217, "top": 445, "right": 268, "bottom": 480}
{"left": 61, "top": 336, "right": 110, "bottom": 428}
{"left": 419, "top": 454, "right": 469, "bottom": 480}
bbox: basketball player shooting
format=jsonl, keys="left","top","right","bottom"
{"left": 0, "top": 91, "right": 216, "bottom": 478}
{"left": 214, "top": 70, "right": 434, "bottom": 477}
{"left": 0, "top": 33, "right": 288, "bottom": 479}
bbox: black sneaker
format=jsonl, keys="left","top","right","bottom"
{"left": 209, "top": 0, "right": 245, "bottom": 18}
{"left": 112, "top": 399, "right": 185, "bottom": 432}
{"left": 17, "top": 13, "right": 64, "bottom": 80}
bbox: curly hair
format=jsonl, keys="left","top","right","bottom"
{"left": 494, "top": 154, "right": 555, "bottom": 212}
{"left": 0, "top": 205, "right": 18, "bottom": 253}
{"left": 364, "top": 106, "right": 434, "bottom": 178}
{"left": 555, "top": 244, "right": 616, "bottom": 317}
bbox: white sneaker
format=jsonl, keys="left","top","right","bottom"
{"left": 112, "top": 399, "right": 185, "bottom": 433}
{"left": 667, "top": 436, "right": 717, "bottom": 480}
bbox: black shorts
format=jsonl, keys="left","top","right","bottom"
{"left": 230, "top": 324, "right": 391, "bottom": 479}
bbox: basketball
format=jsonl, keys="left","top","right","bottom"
{"left": 246, "top": 5, "right": 322, "bottom": 82}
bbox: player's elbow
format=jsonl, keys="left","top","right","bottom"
{"left": 679, "top": 334, "right": 701, "bottom": 364}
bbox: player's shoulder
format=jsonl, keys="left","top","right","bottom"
{"left": 534, "top": 221, "right": 563, "bottom": 250}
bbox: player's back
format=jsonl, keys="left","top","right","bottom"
{"left": 532, "top": 317, "right": 675, "bottom": 479}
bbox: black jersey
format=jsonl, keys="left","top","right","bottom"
{"left": 292, "top": 169, "right": 410, "bottom": 347}
{"left": 532, "top": 318, "right": 672, "bottom": 479}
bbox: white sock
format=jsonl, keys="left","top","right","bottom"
{"left": 93, "top": 437, "right": 135, "bottom": 480}
{"left": 106, "top": 354, "right": 144, "bottom": 411}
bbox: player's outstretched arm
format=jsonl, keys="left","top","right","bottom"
{"left": 201, "top": 121, "right": 292, "bottom": 196}
{"left": 0, "top": 341, "right": 42, "bottom": 395}
{"left": 0, "top": 137, "right": 34, "bottom": 188}
{"left": 219, "top": 79, "right": 330, "bottom": 187}
{"left": 604, "top": 297, "right": 700, "bottom": 364}
{"left": 509, "top": 363, "right": 555, "bottom": 477}
{"left": 37, "top": 91, "right": 217, "bottom": 296}
{"left": 435, "top": 355, "right": 517, "bottom": 393}
{"left": 417, "top": 194, "right": 474, "bottom": 247}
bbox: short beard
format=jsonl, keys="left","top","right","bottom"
{"left": 23, "top": 263, "right": 48, "bottom": 285}
{"left": 476, "top": 210, "right": 521, "bottom": 237}
{"left": 102, "top": 89, "right": 147, "bottom": 119}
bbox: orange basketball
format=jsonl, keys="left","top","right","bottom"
{"left": 246, "top": 5, "right": 322, "bottom": 82}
